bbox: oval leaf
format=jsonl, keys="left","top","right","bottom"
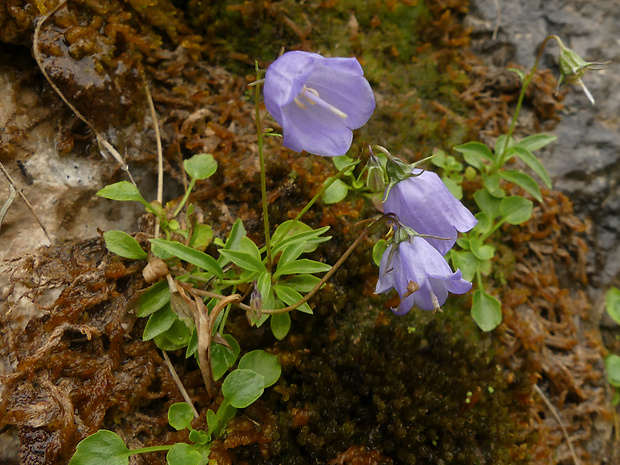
{"left": 238, "top": 350, "right": 281, "bottom": 388}
{"left": 270, "top": 311, "right": 291, "bottom": 340}
{"left": 275, "top": 259, "right": 331, "bottom": 278}
{"left": 97, "top": 181, "right": 145, "bottom": 203}
{"left": 221, "top": 369, "right": 265, "bottom": 408}
{"left": 103, "top": 231, "right": 147, "bottom": 260}
{"left": 606, "top": 287, "right": 620, "bottom": 326}
{"left": 143, "top": 304, "right": 177, "bottom": 341}
{"left": 166, "top": 443, "right": 202, "bottom": 465}
{"left": 322, "top": 178, "right": 349, "bottom": 204}
{"left": 212, "top": 334, "right": 241, "bottom": 381}
{"left": 605, "top": 354, "right": 620, "bottom": 387}
{"left": 184, "top": 153, "right": 217, "bottom": 180}
{"left": 499, "top": 196, "right": 533, "bottom": 225}
{"left": 472, "top": 290, "right": 502, "bottom": 332}
{"left": 168, "top": 403, "right": 195, "bottom": 431}
{"left": 68, "top": 430, "right": 129, "bottom": 465}
{"left": 138, "top": 281, "right": 171, "bottom": 318}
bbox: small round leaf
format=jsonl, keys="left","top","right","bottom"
{"left": 68, "top": 430, "right": 129, "bottom": 465}
{"left": 238, "top": 350, "right": 281, "bottom": 388}
{"left": 184, "top": 153, "right": 217, "bottom": 180}
{"left": 168, "top": 402, "right": 195, "bottom": 431}
{"left": 166, "top": 443, "right": 201, "bottom": 465}
{"left": 221, "top": 369, "right": 265, "bottom": 408}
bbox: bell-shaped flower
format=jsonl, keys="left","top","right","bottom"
{"left": 383, "top": 168, "right": 477, "bottom": 255}
{"left": 556, "top": 36, "right": 609, "bottom": 105}
{"left": 375, "top": 235, "right": 472, "bottom": 314}
{"left": 264, "top": 51, "right": 375, "bottom": 157}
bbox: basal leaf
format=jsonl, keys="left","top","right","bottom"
{"left": 605, "top": 287, "right": 620, "bottom": 326}
{"left": 97, "top": 181, "right": 145, "bottom": 203}
{"left": 499, "top": 196, "right": 533, "bottom": 225}
{"left": 68, "top": 430, "right": 129, "bottom": 465}
{"left": 473, "top": 189, "right": 502, "bottom": 219}
{"left": 166, "top": 443, "right": 201, "bottom": 465}
{"left": 238, "top": 350, "right": 281, "bottom": 388}
{"left": 168, "top": 402, "right": 195, "bottom": 431}
{"left": 103, "top": 230, "right": 147, "bottom": 260}
{"left": 605, "top": 354, "right": 620, "bottom": 387}
{"left": 322, "top": 178, "right": 349, "bottom": 204}
{"left": 143, "top": 304, "right": 177, "bottom": 341}
{"left": 184, "top": 153, "right": 217, "bottom": 180}
{"left": 212, "top": 334, "right": 240, "bottom": 381}
{"left": 138, "top": 281, "right": 171, "bottom": 318}
{"left": 221, "top": 369, "right": 265, "bottom": 408}
{"left": 471, "top": 290, "right": 502, "bottom": 332}
{"left": 270, "top": 311, "right": 291, "bottom": 340}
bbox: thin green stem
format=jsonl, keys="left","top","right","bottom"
{"left": 173, "top": 179, "right": 196, "bottom": 217}
{"left": 260, "top": 158, "right": 361, "bottom": 254}
{"left": 500, "top": 35, "right": 560, "bottom": 160}
{"left": 475, "top": 268, "right": 485, "bottom": 293}
{"left": 255, "top": 71, "right": 273, "bottom": 270}
{"left": 480, "top": 218, "right": 505, "bottom": 242}
{"left": 129, "top": 445, "right": 173, "bottom": 455}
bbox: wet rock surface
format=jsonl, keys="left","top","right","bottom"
{"left": 467, "top": 0, "right": 620, "bottom": 292}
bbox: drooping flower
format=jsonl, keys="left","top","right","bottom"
{"left": 383, "top": 168, "right": 477, "bottom": 255}
{"left": 555, "top": 36, "right": 609, "bottom": 105}
{"left": 375, "top": 235, "right": 472, "bottom": 314}
{"left": 264, "top": 51, "right": 375, "bottom": 157}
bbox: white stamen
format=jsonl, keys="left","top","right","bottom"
{"left": 578, "top": 79, "right": 595, "bottom": 105}
{"left": 429, "top": 289, "right": 442, "bottom": 313}
{"left": 297, "top": 86, "right": 348, "bottom": 119}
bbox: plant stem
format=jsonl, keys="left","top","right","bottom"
{"left": 255, "top": 71, "right": 273, "bottom": 270}
{"left": 500, "top": 35, "right": 560, "bottom": 159}
{"left": 173, "top": 179, "right": 196, "bottom": 217}
{"left": 129, "top": 445, "right": 173, "bottom": 455}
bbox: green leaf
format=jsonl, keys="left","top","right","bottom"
{"left": 138, "top": 281, "right": 171, "bottom": 318}
{"left": 499, "top": 196, "right": 533, "bottom": 225}
{"left": 238, "top": 350, "right": 281, "bottom": 388}
{"left": 473, "top": 212, "right": 492, "bottom": 237}
{"left": 103, "top": 231, "right": 147, "bottom": 260}
{"left": 168, "top": 403, "right": 195, "bottom": 431}
{"left": 605, "top": 287, "right": 620, "bottom": 325}
{"left": 189, "top": 224, "right": 214, "bottom": 251}
{"left": 605, "top": 354, "right": 620, "bottom": 387}
{"left": 278, "top": 241, "right": 306, "bottom": 267}
{"left": 275, "top": 259, "right": 331, "bottom": 278}
{"left": 372, "top": 239, "right": 388, "bottom": 267}
{"left": 153, "top": 319, "right": 192, "bottom": 351}
{"left": 218, "top": 249, "right": 265, "bottom": 273}
{"left": 188, "top": 430, "right": 210, "bottom": 445}
{"left": 481, "top": 173, "right": 505, "bottom": 198}
{"left": 442, "top": 176, "right": 463, "bottom": 200}
{"left": 450, "top": 250, "right": 477, "bottom": 282}
{"left": 453, "top": 142, "right": 494, "bottom": 170}
{"left": 270, "top": 311, "right": 291, "bottom": 340}
{"left": 271, "top": 221, "right": 330, "bottom": 254}
{"left": 517, "top": 134, "right": 557, "bottom": 152}
{"left": 498, "top": 170, "right": 542, "bottom": 202}
{"left": 471, "top": 290, "right": 502, "bottom": 332}
{"left": 143, "top": 304, "right": 177, "bottom": 341}
{"left": 473, "top": 188, "right": 502, "bottom": 219}
{"left": 510, "top": 146, "right": 553, "bottom": 189}
{"left": 469, "top": 238, "right": 495, "bottom": 261}
{"left": 271, "top": 225, "right": 331, "bottom": 256}
{"left": 68, "top": 430, "right": 130, "bottom": 465}
{"left": 322, "top": 178, "right": 349, "bottom": 204}
{"left": 273, "top": 284, "right": 312, "bottom": 314}
{"left": 212, "top": 334, "right": 240, "bottom": 381}
{"left": 166, "top": 443, "right": 202, "bottom": 465}
{"left": 221, "top": 369, "right": 265, "bottom": 408}
{"left": 494, "top": 135, "right": 516, "bottom": 160}
{"left": 218, "top": 219, "right": 246, "bottom": 266}
{"left": 97, "top": 181, "right": 145, "bottom": 203}
{"left": 211, "top": 401, "right": 237, "bottom": 437}
{"left": 150, "top": 239, "right": 223, "bottom": 278}
{"left": 281, "top": 274, "right": 321, "bottom": 293}
{"left": 508, "top": 67, "right": 526, "bottom": 82}
{"left": 332, "top": 155, "right": 355, "bottom": 173}
{"left": 184, "top": 153, "right": 217, "bottom": 180}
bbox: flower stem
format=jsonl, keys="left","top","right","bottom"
{"left": 173, "top": 179, "right": 196, "bottom": 218}
{"left": 129, "top": 445, "right": 173, "bottom": 455}
{"left": 255, "top": 67, "right": 273, "bottom": 270}
{"left": 499, "top": 35, "right": 560, "bottom": 161}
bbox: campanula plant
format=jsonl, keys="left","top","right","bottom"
{"left": 263, "top": 51, "right": 375, "bottom": 157}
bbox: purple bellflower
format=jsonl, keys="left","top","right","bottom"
{"left": 383, "top": 168, "right": 477, "bottom": 255}
{"left": 264, "top": 51, "right": 375, "bottom": 157}
{"left": 375, "top": 234, "right": 472, "bottom": 314}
